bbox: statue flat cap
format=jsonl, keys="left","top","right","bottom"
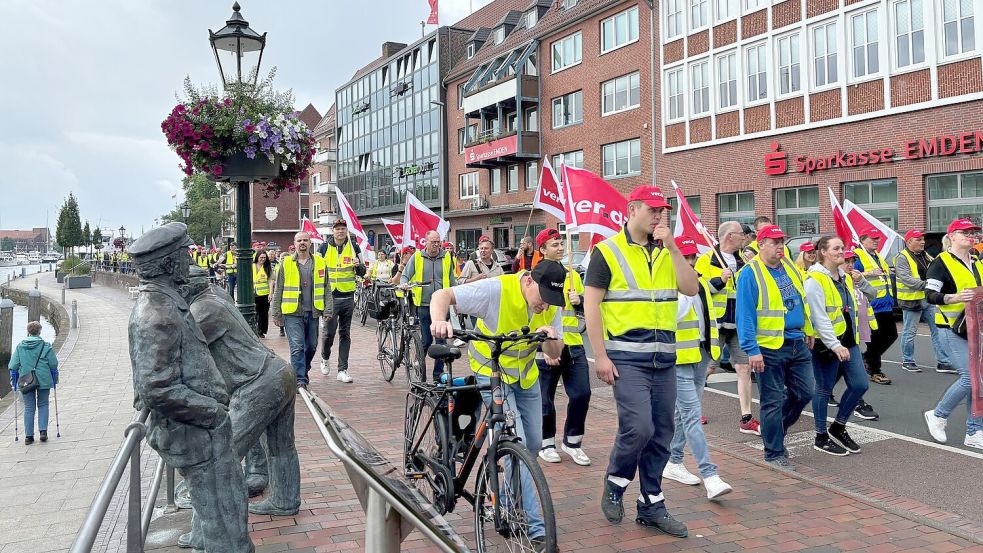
{"left": 129, "top": 222, "right": 194, "bottom": 262}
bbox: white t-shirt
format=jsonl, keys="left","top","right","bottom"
{"left": 453, "top": 277, "right": 562, "bottom": 335}
{"left": 721, "top": 251, "right": 738, "bottom": 273}
{"left": 677, "top": 293, "right": 705, "bottom": 340}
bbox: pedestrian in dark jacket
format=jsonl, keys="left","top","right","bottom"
{"left": 8, "top": 321, "right": 59, "bottom": 445}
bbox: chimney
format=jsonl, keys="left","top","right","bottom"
{"left": 381, "top": 42, "right": 408, "bottom": 58}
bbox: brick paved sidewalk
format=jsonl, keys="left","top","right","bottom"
{"left": 252, "top": 320, "right": 983, "bottom": 553}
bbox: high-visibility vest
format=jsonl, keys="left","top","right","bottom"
{"left": 370, "top": 260, "right": 394, "bottom": 280}
{"left": 894, "top": 249, "right": 930, "bottom": 301}
{"left": 279, "top": 255, "right": 326, "bottom": 314}
{"left": 516, "top": 251, "right": 542, "bottom": 271}
{"left": 807, "top": 269, "right": 860, "bottom": 345}
{"left": 468, "top": 273, "right": 557, "bottom": 389}
{"left": 594, "top": 230, "right": 678, "bottom": 367}
{"left": 746, "top": 258, "right": 813, "bottom": 350}
{"left": 853, "top": 247, "right": 890, "bottom": 300}
{"left": 560, "top": 268, "right": 585, "bottom": 346}
{"left": 935, "top": 252, "right": 983, "bottom": 327}
{"left": 694, "top": 249, "right": 735, "bottom": 327}
{"left": 196, "top": 252, "right": 209, "bottom": 268}
{"left": 410, "top": 250, "right": 453, "bottom": 306}
{"left": 224, "top": 251, "right": 237, "bottom": 274}
{"left": 324, "top": 240, "right": 357, "bottom": 293}
{"left": 253, "top": 264, "right": 270, "bottom": 296}
{"left": 676, "top": 278, "right": 720, "bottom": 365}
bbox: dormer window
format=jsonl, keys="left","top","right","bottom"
{"left": 561, "top": 0, "right": 579, "bottom": 9}
{"left": 525, "top": 9, "right": 538, "bottom": 28}
{"left": 466, "top": 43, "right": 476, "bottom": 59}
{"left": 493, "top": 27, "right": 506, "bottom": 45}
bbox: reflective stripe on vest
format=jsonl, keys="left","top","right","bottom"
{"left": 325, "top": 241, "right": 357, "bottom": 293}
{"left": 253, "top": 265, "right": 270, "bottom": 296}
{"left": 807, "top": 269, "right": 859, "bottom": 345}
{"left": 225, "top": 252, "right": 236, "bottom": 274}
{"left": 935, "top": 252, "right": 983, "bottom": 327}
{"left": 895, "top": 250, "right": 928, "bottom": 301}
{"left": 676, "top": 278, "right": 721, "bottom": 365}
{"left": 694, "top": 250, "right": 734, "bottom": 326}
{"left": 854, "top": 248, "right": 890, "bottom": 299}
{"left": 561, "top": 269, "right": 585, "bottom": 346}
{"left": 411, "top": 251, "right": 453, "bottom": 306}
{"left": 748, "top": 258, "right": 811, "bottom": 350}
{"left": 279, "top": 254, "right": 326, "bottom": 314}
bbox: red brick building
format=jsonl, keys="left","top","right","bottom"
{"left": 0, "top": 228, "right": 51, "bottom": 253}
{"left": 654, "top": 0, "right": 983, "bottom": 235}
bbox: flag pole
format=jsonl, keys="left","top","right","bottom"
{"left": 671, "top": 179, "right": 728, "bottom": 269}
{"left": 522, "top": 203, "right": 535, "bottom": 241}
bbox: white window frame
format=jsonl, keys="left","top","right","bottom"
{"left": 460, "top": 172, "right": 479, "bottom": 199}
{"left": 493, "top": 27, "right": 506, "bottom": 45}
{"left": 690, "top": 0, "right": 709, "bottom": 30}
{"left": 551, "top": 32, "right": 583, "bottom": 73}
{"left": 602, "top": 138, "right": 641, "bottom": 179}
{"left": 774, "top": 186, "right": 821, "bottom": 235}
{"left": 716, "top": 51, "right": 739, "bottom": 111}
{"left": 690, "top": 60, "right": 711, "bottom": 115}
{"left": 526, "top": 161, "right": 539, "bottom": 190}
{"left": 552, "top": 90, "right": 583, "bottom": 128}
{"left": 811, "top": 20, "right": 839, "bottom": 90}
{"left": 744, "top": 42, "right": 768, "bottom": 104}
{"left": 940, "top": 0, "right": 976, "bottom": 59}
{"left": 601, "top": 6, "right": 640, "bottom": 54}
{"left": 490, "top": 168, "right": 502, "bottom": 194}
{"left": 665, "top": 67, "right": 686, "bottom": 121}
{"left": 716, "top": 0, "right": 738, "bottom": 22}
{"left": 776, "top": 32, "right": 801, "bottom": 97}
{"left": 507, "top": 164, "right": 519, "bottom": 192}
{"left": 552, "top": 151, "right": 584, "bottom": 181}
{"left": 892, "top": 0, "right": 926, "bottom": 70}
{"left": 312, "top": 202, "right": 321, "bottom": 220}
{"left": 466, "top": 43, "right": 476, "bottom": 59}
{"left": 601, "top": 72, "right": 641, "bottom": 116}
{"left": 718, "top": 191, "right": 755, "bottom": 223}
{"left": 850, "top": 8, "right": 881, "bottom": 81}
{"left": 525, "top": 9, "right": 538, "bottom": 28}
{"left": 666, "top": 0, "right": 684, "bottom": 40}
{"left": 744, "top": 0, "right": 766, "bottom": 12}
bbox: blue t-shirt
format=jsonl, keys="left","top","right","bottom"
{"left": 854, "top": 253, "right": 895, "bottom": 313}
{"left": 736, "top": 263, "right": 806, "bottom": 356}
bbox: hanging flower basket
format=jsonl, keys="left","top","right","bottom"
{"left": 212, "top": 151, "right": 280, "bottom": 184}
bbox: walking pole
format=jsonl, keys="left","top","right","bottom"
{"left": 53, "top": 386, "right": 61, "bottom": 437}
{"left": 13, "top": 390, "right": 19, "bottom": 442}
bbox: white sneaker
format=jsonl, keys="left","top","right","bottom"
{"left": 319, "top": 358, "right": 329, "bottom": 375}
{"left": 965, "top": 433, "right": 983, "bottom": 450}
{"left": 924, "top": 410, "right": 947, "bottom": 443}
{"left": 662, "top": 462, "right": 701, "bottom": 485}
{"left": 561, "top": 444, "right": 591, "bottom": 466}
{"left": 538, "top": 448, "right": 561, "bottom": 463}
{"left": 337, "top": 370, "right": 353, "bottom": 383}
{"left": 704, "top": 475, "right": 733, "bottom": 500}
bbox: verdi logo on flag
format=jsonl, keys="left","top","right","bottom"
{"left": 427, "top": 0, "right": 439, "bottom": 24}
{"left": 533, "top": 157, "right": 566, "bottom": 222}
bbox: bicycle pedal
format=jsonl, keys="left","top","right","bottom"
{"left": 404, "top": 470, "right": 427, "bottom": 479}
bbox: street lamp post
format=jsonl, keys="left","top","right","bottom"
{"left": 181, "top": 202, "right": 191, "bottom": 223}
{"left": 118, "top": 226, "right": 126, "bottom": 249}
{"left": 431, "top": 100, "right": 446, "bottom": 219}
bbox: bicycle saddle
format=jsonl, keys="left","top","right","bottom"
{"left": 428, "top": 344, "right": 462, "bottom": 361}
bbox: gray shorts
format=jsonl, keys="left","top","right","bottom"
{"left": 711, "top": 328, "right": 748, "bottom": 366}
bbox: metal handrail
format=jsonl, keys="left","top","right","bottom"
{"left": 70, "top": 409, "right": 177, "bottom": 553}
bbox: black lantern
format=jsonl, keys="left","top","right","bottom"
{"left": 181, "top": 202, "right": 192, "bottom": 222}
{"left": 209, "top": 2, "right": 266, "bottom": 89}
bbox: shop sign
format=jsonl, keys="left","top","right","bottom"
{"left": 464, "top": 134, "right": 518, "bottom": 164}
{"left": 394, "top": 161, "right": 436, "bottom": 179}
{"left": 765, "top": 131, "right": 983, "bottom": 176}
{"left": 490, "top": 216, "right": 513, "bottom": 225}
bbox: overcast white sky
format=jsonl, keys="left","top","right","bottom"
{"left": 0, "top": 0, "right": 492, "bottom": 236}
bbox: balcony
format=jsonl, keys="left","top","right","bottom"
{"left": 317, "top": 212, "right": 338, "bottom": 226}
{"left": 314, "top": 148, "right": 337, "bottom": 164}
{"left": 316, "top": 181, "right": 336, "bottom": 195}
{"left": 462, "top": 75, "right": 539, "bottom": 116}
{"left": 463, "top": 130, "right": 540, "bottom": 168}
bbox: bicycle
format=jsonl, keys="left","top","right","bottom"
{"left": 404, "top": 328, "right": 558, "bottom": 553}
{"left": 370, "top": 281, "right": 401, "bottom": 382}
{"left": 392, "top": 282, "right": 427, "bottom": 383}
{"left": 355, "top": 276, "right": 372, "bottom": 326}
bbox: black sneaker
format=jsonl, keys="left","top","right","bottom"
{"left": 814, "top": 433, "right": 849, "bottom": 456}
{"left": 636, "top": 503, "right": 688, "bottom": 538}
{"left": 854, "top": 401, "right": 879, "bottom": 421}
{"left": 936, "top": 363, "right": 958, "bottom": 374}
{"left": 719, "top": 361, "right": 735, "bottom": 373}
{"left": 900, "top": 362, "right": 922, "bottom": 373}
{"left": 600, "top": 478, "right": 625, "bottom": 524}
{"left": 829, "top": 423, "right": 861, "bottom": 453}
{"left": 24, "top": 436, "right": 34, "bottom": 445}
{"left": 828, "top": 393, "right": 839, "bottom": 407}
{"left": 39, "top": 430, "right": 48, "bottom": 442}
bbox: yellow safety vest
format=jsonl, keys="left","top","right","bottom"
{"left": 747, "top": 258, "right": 813, "bottom": 350}
{"left": 676, "top": 278, "right": 720, "bottom": 365}
{"left": 324, "top": 240, "right": 357, "bottom": 293}
{"left": 468, "top": 273, "right": 558, "bottom": 389}
{"left": 279, "top": 254, "right": 326, "bottom": 314}
{"left": 807, "top": 269, "right": 860, "bottom": 345}
{"left": 224, "top": 251, "right": 237, "bottom": 274}
{"left": 935, "top": 252, "right": 983, "bottom": 327}
{"left": 894, "top": 249, "right": 930, "bottom": 302}
{"left": 853, "top": 247, "right": 890, "bottom": 300}
{"left": 196, "top": 253, "right": 209, "bottom": 268}
{"left": 370, "top": 260, "right": 393, "bottom": 280}
{"left": 694, "top": 250, "right": 734, "bottom": 328}
{"left": 253, "top": 264, "right": 270, "bottom": 296}
{"left": 595, "top": 230, "right": 678, "bottom": 367}
{"left": 560, "top": 269, "right": 585, "bottom": 347}
{"left": 410, "top": 250, "right": 453, "bottom": 306}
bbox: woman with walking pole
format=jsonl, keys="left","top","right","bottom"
{"left": 8, "top": 321, "right": 59, "bottom": 445}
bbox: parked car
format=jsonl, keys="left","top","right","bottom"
{"left": 560, "top": 250, "right": 588, "bottom": 282}
{"left": 494, "top": 249, "right": 513, "bottom": 272}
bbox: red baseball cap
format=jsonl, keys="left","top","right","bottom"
{"left": 858, "top": 226, "right": 884, "bottom": 240}
{"left": 536, "top": 228, "right": 561, "bottom": 249}
{"left": 400, "top": 246, "right": 416, "bottom": 255}
{"left": 627, "top": 185, "right": 670, "bottom": 209}
{"left": 799, "top": 242, "right": 815, "bottom": 253}
{"left": 674, "top": 236, "right": 699, "bottom": 256}
{"left": 756, "top": 225, "right": 785, "bottom": 241}
{"left": 442, "top": 242, "right": 454, "bottom": 249}
{"left": 843, "top": 249, "right": 856, "bottom": 260}
{"left": 903, "top": 229, "right": 925, "bottom": 241}
{"left": 947, "top": 218, "right": 982, "bottom": 234}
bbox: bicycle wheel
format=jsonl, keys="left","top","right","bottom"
{"left": 358, "top": 286, "right": 369, "bottom": 326}
{"left": 473, "top": 440, "right": 557, "bottom": 553}
{"left": 377, "top": 319, "right": 398, "bottom": 382}
{"left": 404, "top": 394, "right": 454, "bottom": 514}
{"left": 404, "top": 331, "right": 426, "bottom": 383}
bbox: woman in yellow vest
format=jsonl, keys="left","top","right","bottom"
{"left": 834, "top": 249, "right": 880, "bottom": 421}
{"left": 253, "top": 249, "right": 271, "bottom": 338}
{"left": 804, "top": 237, "right": 872, "bottom": 457}
{"left": 794, "top": 242, "right": 817, "bottom": 277}
{"left": 924, "top": 219, "right": 983, "bottom": 450}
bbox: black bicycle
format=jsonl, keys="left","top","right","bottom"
{"left": 354, "top": 276, "right": 371, "bottom": 326}
{"left": 372, "top": 282, "right": 426, "bottom": 383}
{"left": 404, "top": 328, "right": 557, "bottom": 552}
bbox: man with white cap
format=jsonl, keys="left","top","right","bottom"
{"left": 895, "top": 228, "right": 954, "bottom": 373}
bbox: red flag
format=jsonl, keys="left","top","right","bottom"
{"left": 533, "top": 157, "right": 566, "bottom": 222}
{"left": 426, "top": 0, "right": 439, "bottom": 24}
{"left": 562, "top": 165, "right": 627, "bottom": 242}
{"left": 381, "top": 218, "right": 404, "bottom": 248}
{"left": 828, "top": 188, "right": 857, "bottom": 250}
{"left": 403, "top": 191, "right": 450, "bottom": 248}
{"left": 843, "top": 199, "right": 899, "bottom": 256}
{"left": 671, "top": 180, "right": 715, "bottom": 254}
{"left": 334, "top": 188, "right": 372, "bottom": 257}
{"left": 301, "top": 217, "right": 324, "bottom": 243}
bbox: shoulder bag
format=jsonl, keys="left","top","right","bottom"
{"left": 18, "top": 343, "right": 47, "bottom": 394}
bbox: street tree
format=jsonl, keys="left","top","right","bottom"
{"left": 56, "top": 193, "right": 83, "bottom": 256}
{"left": 82, "top": 221, "right": 92, "bottom": 254}
{"left": 160, "top": 173, "right": 231, "bottom": 247}
{"left": 0, "top": 236, "right": 14, "bottom": 251}
{"left": 92, "top": 227, "right": 104, "bottom": 250}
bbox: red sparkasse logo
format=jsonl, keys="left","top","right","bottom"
{"left": 764, "top": 142, "right": 787, "bottom": 176}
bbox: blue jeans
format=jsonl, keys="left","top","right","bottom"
{"left": 22, "top": 388, "right": 50, "bottom": 437}
{"left": 227, "top": 274, "right": 237, "bottom": 302}
{"left": 417, "top": 307, "right": 447, "bottom": 381}
{"left": 757, "top": 339, "right": 815, "bottom": 461}
{"left": 283, "top": 313, "right": 319, "bottom": 384}
{"left": 535, "top": 345, "right": 591, "bottom": 447}
{"left": 475, "top": 374, "right": 545, "bottom": 539}
{"left": 669, "top": 354, "right": 717, "bottom": 478}
{"left": 901, "top": 301, "right": 949, "bottom": 365}
{"left": 812, "top": 345, "right": 868, "bottom": 433}
{"left": 933, "top": 328, "right": 983, "bottom": 436}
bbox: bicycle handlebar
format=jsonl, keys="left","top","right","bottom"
{"left": 451, "top": 327, "right": 549, "bottom": 345}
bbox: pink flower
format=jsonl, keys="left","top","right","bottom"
{"left": 211, "top": 164, "right": 223, "bottom": 177}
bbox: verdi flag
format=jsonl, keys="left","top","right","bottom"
{"left": 533, "top": 157, "right": 566, "bottom": 222}
{"left": 427, "top": 0, "right": 439, "bottom": 24}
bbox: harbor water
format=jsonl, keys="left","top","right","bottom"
{"left": 2, "top": 263, "right": 59, "bottom": 343}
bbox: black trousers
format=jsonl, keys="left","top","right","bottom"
{"left": 322, "top": 295, "right": 354, "bottom": 371}
{"left": 255, "top": 295, "right": 270, "bottom": 335}
{"left": 864, "top": 310, "right": 899, "bottom": 374}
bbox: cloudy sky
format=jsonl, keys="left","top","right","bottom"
{"left": 0, "top": 0, "right": 491, "bottom": 237}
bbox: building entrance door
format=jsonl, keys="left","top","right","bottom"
{"left": 493, "top": 227, "right": 510, "bottom": 249}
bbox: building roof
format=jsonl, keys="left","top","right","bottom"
{"left": 451, "top": 0, "right": 532, "bottom": 30}
{"left": 446, "top": 0, "right": 626, "bottom": 82}
{"left": 313, "top": 104, "right": 336, "bottom": 137}
{"left": 467, "top": 27, "right": 492, "bottom": 44}
{"left": 0, "top": 230, "right": 44, "bottom": 240}
{"left": 494, "top": 10, "right": 525, "bottom": 29}
{"left": 297, "top": 104, "right": 322, "bottom": 129}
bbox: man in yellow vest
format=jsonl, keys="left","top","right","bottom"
{"left": 430, "top": 259, "right": 566, "bottom": 548}
{"left": 218, "top": 244, "right": 238, "bottom": 301}
{"left": 895, "top": 228, "right": 953, "bottom": 373}
{"left": 317, "top": 219, "right": 365, "bottom": 383}
{"left": 853, "top": 227, "right": 896, "bottom": 385}
{"left": 533, "top": 228, "right": 592, "bottom": 467}
{"left": 271, "top": 232, "right": 333, "bottom": 389}
{"left": 663, "top": 236, "right": 733, "bottom": 500}
{"left": 585, "top": 185, "right": 697, "bottom": 537}
{"left": 745, "top": 216, "right": 792, "bottom": 259}
{"left": 400, "top": 230, "right": 455, "bottom": 381}
{"left": 736, "top": 225, "right": 815, "bottom": 469}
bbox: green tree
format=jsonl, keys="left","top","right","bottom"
{"left": 82, "top": 221, "right": 92, "bottom": 253}
{"left": 55, "top": 193, "right": 83, "bottom": 255}
{"left": 92, "top": 226, "right": 103, "bottom": 250}
{"left": 0, "top": 236, "right": 14, "bottom": 251}
{"left": 160, "top": 173, "right": 231, "bottom": 247}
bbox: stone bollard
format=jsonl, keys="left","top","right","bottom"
{"left": 71, "top": 299, "right": 78, "bottom": 329}
{"left": 27, "top": 289, "right": 41, "bottom": 324}
{"left": 21, "top": 267, "right": 26, "bottom": 278}
{"left": 0, "top": 299, "right": 14, "bottom": 397}
{"left": 61, "top": 286, "right": 66, "bottom": 305}
{"left": 35, "top": 278, "right": 39, "bottom": 290}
